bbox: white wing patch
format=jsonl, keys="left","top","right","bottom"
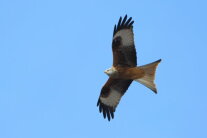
{"left": 100, "top": 88, "right": 122, "bottom": 107}
{"left": 114, "top": 29, "right": 134, "bottom": 46}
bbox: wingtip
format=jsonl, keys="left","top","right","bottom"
{"left": 97, "top": 100, "right": 115, "bottom": 121}
{"left": 97, "top": 99, "right": 100, "bottom": 106}
{"left": 128, "top": 20, "right": 134, "bottom": 26}
{"left": 117, "top": 16, "right": 122, "bottom": 27}
{"left": 113, "top": 15, "right": 134, "bottom": 36}
{"left": 124, "top": 14, "right": 127, "bottom": 19}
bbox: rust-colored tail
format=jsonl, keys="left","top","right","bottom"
{"left": 135, "top": 59, "right": 161, "bottom": 93}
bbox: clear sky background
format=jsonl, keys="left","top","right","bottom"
{"left": 1, "top": 0, "right": 207, "bottom": 138}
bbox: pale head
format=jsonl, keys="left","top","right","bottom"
{"left": 104, "top": 66, "right": 117, "bottom": 77}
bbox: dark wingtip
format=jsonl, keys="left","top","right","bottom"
{"left": 97, "top": 101, "right": 115, "bottom": 121}
{"left": 97, "top": 99, "right": 100, "bottom": 106}
{"left": 113, "top": 15, "right": 134, "bottom": 36}
{"left": 128, "top": 20, "right": 134, "bottom": 27}
{"left": 106, "top": 109, "right": 110, "bottom": 121}
{"left": 110, "top": 108, "right": 114, "bottom": 119}
{"left": 113, "top": 25, "right": 117, "bottom": 36}
{"left": 103, "top": 109, "right": 106, "bottom": 118}
{"left": 99, "top": 104, "right": 102, "bottom": 113}
{"left": 121, "top": 15, "right": 128, "bottom": 26}
{"left": 117, "top": 16, "right": 122, "bottom": 28}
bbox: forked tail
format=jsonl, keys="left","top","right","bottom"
{"left": 135, "top": 59, "right": 161, "bottom": 93}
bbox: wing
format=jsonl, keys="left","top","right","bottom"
{"left": 112, "top": 15, "right": 137, "bottom": 67}
{"left": 97, "top": 77, "right": 132, "bottom": 121}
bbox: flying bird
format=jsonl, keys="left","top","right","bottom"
{"left": 97, "top": 15, "right": 161, "bottom": 121}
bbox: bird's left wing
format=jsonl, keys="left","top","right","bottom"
{"left": 97, "top": 77, "right": 132, "bottom": 121}
{"left": 112, "top": 15, "right": 137, "bottom": 67}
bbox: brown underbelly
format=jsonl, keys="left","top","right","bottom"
{"left": 116, "top": 67, "right": 145, "bottom": 80}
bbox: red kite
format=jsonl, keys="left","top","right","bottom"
{"left": 97, "top": 15, "right": 161, "bottom": 121}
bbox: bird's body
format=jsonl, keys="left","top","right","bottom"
{"left": 105, "top": 66, "right": 145, "bottom": 80}
{"left": 97, "top": 15, "right": 161, "bottom": 121}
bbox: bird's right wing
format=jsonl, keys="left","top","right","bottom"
{"left": 97, "top": 77, "right": 132, "bottom": 121}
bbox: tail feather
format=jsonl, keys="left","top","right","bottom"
{"left": 135, "top": 59, "right": 161, "bottom": 93}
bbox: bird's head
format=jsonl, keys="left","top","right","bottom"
{"left": 104, "top": 67, "right": 117, "bottom": 77}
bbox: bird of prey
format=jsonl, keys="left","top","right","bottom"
{"left": 97, "top": 15, "right": 161, "bottom": 121}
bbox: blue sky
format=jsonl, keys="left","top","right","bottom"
{"left": 1, "top": 0, "right": 207, "bottom": 138}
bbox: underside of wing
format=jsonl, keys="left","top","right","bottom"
{"left": 97, "top": 78, "right": 132, "bottom": 121}
{"left": 112, "top": 15, "right": 137, "bottom": 67}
